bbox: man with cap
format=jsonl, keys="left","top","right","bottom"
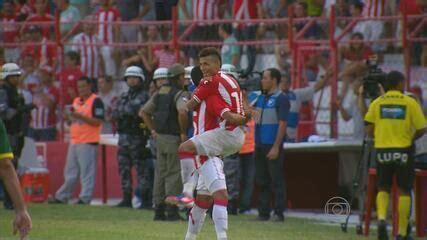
{"left": 0, "top": 63, "right": 28, "bottom": 209}
{"left": 112, "top": 66, "right": 151, "bottom": 208}
{"left": 141, "top": 63, "right": 190, "bottom": 221}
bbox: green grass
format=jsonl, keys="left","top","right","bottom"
{"left": 0, "top": 204, "right": 390, "bottom": 240}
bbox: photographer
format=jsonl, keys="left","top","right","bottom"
{"left": 364, "top": 71, "right": 426, "bottom": 240}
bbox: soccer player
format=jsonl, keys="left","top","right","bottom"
{"left": 0, "top": 118, "right": 32, "bottom": 239}
{"left": 180, "top": 48, "right": 249, "bottom": 240}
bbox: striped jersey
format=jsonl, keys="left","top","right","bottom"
{"left": 71, "top": 33, "right": 100, "bottom": 79}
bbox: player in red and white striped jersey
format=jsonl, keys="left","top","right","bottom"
{"left": 193, "top": 0, "right": 221, "bottom": 20}
{"left": 96, "top": 0, "right": 120, "bottom": 77}
{"left": 180, "top": 48, "right": 249, "bottom": 240}
{"left": 71, "top": 17, "right": 103, "bottom": 80}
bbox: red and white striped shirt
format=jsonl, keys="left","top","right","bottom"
{"left": 362, "top": 0, "right": 385, "bottom": 17}
{"left": 193, "top": 72, "right": 244, "bottom": 131}
{"left": 154, "top": 49, "right": 179, "bottom": 68}
{"left": 96, "top": 7, "right": 120, "bottom": 44}
{"left": 72, "top": 33, "right": 100, "bottom": 79}
{"left": 193, "top": 0, "right": 220, "bottom": 20}
{"left": 31, "top": 86, "right": 59, "bottom": 129}
{"left": 192, "top": 96, "right": 227, "bottom": 168}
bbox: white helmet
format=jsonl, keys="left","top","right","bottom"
{"left": 184, "top": 66, "right": 194, "bottom": 79}
{"left": 124, "top": 66, "right": 145, "bottom": 81}
{"left": 153, "top": 67, "right": 168, "bottom": 80}
{"left": 220, "top": 64, "right": 239, "bottom": 80}
{"left": 0, "top": 63, "right": 22, "bottom": 80}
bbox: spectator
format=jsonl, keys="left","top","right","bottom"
{"left": 117, "top": 1, "right": 154, "bottom": 52}
{"left": 262, "top": 0, "right": 288, "bottom": 18}
{"left": 218, "top": 23, "right": 240, "bottom": 67}
{"left": 254, "top": 68, "right": 289, "bottom": 222}
{"left": 20, "top": 53, "right": 40, "bottom": 90}
{"left": 1, "top": 0, "right": 20, "bottom": 62}
{"left": 70, "top": 0, "right": 89, "bottom": 17}
{"left": 293, "top": 1, "right": 322, "bottom": 39}
{"left": 305, "top": 0, "right": 324, "bottom": 16}
{"left": 280, "top": 71, "right": 329, "bottom": 142}
{"left": 71, "top": 16, "right": 104, "bottom": 89}
{"left": 15, "top": 0, "right": 35, "bottom": 21}
{"left": 122, "top": 25, "right": 161, "bottom": 74}
{"left": 340, "top": 32, "right": 374, "bottom": 64}
{"left": 350, "top": 1, "right": 383, "bottom": 51}
{"left": 233, "top": 0, "right": 263, "bottom": 76}
{"left": 180, "top": 0, "right": 225, "bottom": 63}
{"left": 97, "top": 75, "right": 117, "bottom": 134}
{"left": 57, "top": 51, "right": 82, "bottom": 105}
{"left": 22, "top": 0, "right": 54, "bottom": 38}
{"left": 28, "top": 65, "right": 59, "bottom": 141}
{"left": 51, "top": 77, "right": 104, "bottom": 205}
{"left": 141, "top": 64, "right": 189, "bottom": 221}
{"left": 96, "top": 0, "right": 120, "bottom": 78}
{"left": 57, "top": 0, "right": 81, "bottom": 36}
{"left": 20, "top": 25, "right": 57, "bottom": 68}
{"left": 275, "top": 44, "right": 291, "bottom": 72}
{"left": 153, "top": 44, "right": 185, "bottom": 68}
{"left": 335, "top": 80, "right": 365, "bottom": 140}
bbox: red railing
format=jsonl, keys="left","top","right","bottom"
{"left": 1, "top": 6, "right": 425, "bottom": 141}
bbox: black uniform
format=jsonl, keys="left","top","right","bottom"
{"left": 112, "top": 84, "right": 152, "bottom": 207}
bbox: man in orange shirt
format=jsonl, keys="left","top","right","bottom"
{"left": 51, "top": 77, "right": 104, "bottom": 205}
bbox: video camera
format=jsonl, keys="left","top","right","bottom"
{"left": 363, "top": 55, "right": 386, "bottom": 99}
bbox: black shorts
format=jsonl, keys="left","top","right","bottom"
{"left": 376, "top": 148, "right": 414, "bottom": 192}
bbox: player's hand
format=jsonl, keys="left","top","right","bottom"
{"left": 13, "top": 210, "right": 32, "bottom": 240}
{"left": 266, "top": 145, "right": 279, "bottom": 160}
{"left": 251, "top": 109, "right": 261, "bottom": 123}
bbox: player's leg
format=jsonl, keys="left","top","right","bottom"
{"left": 166, "top": 154, "right": 196, "bottom": 208}
{"left": 202, "top": 157, "right": 229, "bottom": 240}
{"left": 185, "top": 176, "right": 212, "bottom": 240}
{"left": 180, "top": 128, "right": 245, "bottom": 158}
{"left": 396, "top": 151, "right": 415, "bottom": 238}
{"left": 376, "top": 157, "right": 393, "bottom": 240}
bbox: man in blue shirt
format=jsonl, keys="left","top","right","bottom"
{"left": 254, "top": 68, "right": 290, "bottom": 222}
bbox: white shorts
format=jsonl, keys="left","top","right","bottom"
{"left": 196, "top": 157, "right": 226, "bottom": 195}
{"left": 191, "top": 127, "right": 245, "bottom": 157}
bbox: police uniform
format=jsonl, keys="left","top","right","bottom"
{"left": 143, "top": 80, "right": 188, "bottom": 218}
{"left": 365, "top": 90, "right": 426, "bottom": 192}
{"left": 113, "top": 84, "right": 150, "bottom": 205}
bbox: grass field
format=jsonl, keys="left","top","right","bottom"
{"left": 0, "top": 204, "right": 398, "bottom": 240}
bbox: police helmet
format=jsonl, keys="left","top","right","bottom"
{"left": 220, "top": 64, "right": 239, "bottom": 80}
{"left": 124, "top": 66, "right": 145, "bottom": 81}
{"left": 184, "top": 66, "right": 194, "bottom": 79}
{"left": 0, "top": 63, "right": 22, "bottom": 80}
{"left": 153, "top": 67, "right": 168, "bottom": 80}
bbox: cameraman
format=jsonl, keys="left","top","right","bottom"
{"left": 364, "top": 71, "right": 426, "bottom": 240}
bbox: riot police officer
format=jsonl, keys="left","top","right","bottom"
{"left": 0, "top": 63, "right": 28, "bottom": 210}
{"left": 112, "top": 66, "right": 150, "bottom": 208}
